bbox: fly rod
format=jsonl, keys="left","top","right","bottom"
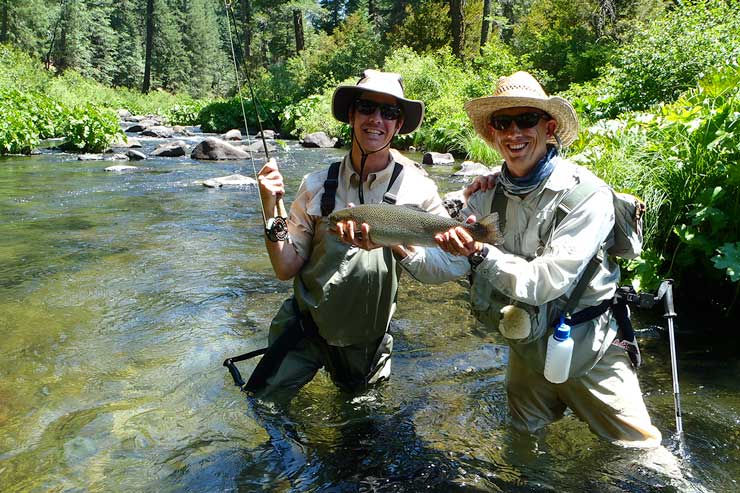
{"left": 222, "top": 0, "right": 288, "bottom": 243}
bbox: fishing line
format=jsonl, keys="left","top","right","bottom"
{"left": 222, "top": 0, "right": 287, "bottom": 241}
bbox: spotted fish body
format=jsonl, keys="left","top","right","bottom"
{"left": 329, "top": 203, "right": 502, "bottom": 247}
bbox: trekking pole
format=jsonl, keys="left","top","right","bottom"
{"left": 659, "top": 279, "right": 683, "bottom": 436}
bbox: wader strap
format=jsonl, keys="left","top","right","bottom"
{"left": 321, "top": 161, "right": 342, "bottom": 217}
{"left": 320, "top": 161, "right": 404, "bottom": 216}
{"left": 611, "top": 295, "right": 642, "bottom": 368}
{"left": 240, "top": 298, "right": 321, "bottom": 393}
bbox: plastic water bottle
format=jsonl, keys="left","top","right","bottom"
{"left": 544, "top": 316, "right": 573, "bottom": 384}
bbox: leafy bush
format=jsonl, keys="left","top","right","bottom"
{"left": 568, "top": 0, "right": 740, "bottom": 119}
{"left": 0, "top": 103, "right": 40, "bottom": 155}
{"left": 573, "top": 64, "right": 740, "bottom": 312}
{"left": 60, "top": 105, "right": 123, "bottom": 152}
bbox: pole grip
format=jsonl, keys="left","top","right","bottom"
{"left": 663, "top": 279, "right": 677, "bottom": 319}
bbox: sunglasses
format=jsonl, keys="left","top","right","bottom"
{"left": 489, "top": 112, "right": 550, "bottom": 131}
{"left": 354, "top": 99, "right": 403, "bottom": 120}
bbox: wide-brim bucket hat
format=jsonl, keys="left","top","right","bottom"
{"left": 464, "top": 71, "right": 579, "bottom": 147}
{"left": 332, "top": 69, "right": 425, "bottom": 135}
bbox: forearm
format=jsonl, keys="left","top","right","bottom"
{"left": 264, "top": 237, "right": 304, "bottom": 280}
{"left": 398, "top": 245, "right": 469, "bottom": 283}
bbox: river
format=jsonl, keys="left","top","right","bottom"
{"left": 0, "top": 135, "right": 737, "bottom": 492}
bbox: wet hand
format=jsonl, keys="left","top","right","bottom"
{"left": 434, "top": 215, "right": 483, "bottom": 256}
{"left": 334, "top": 203, "right": 383, "bottom": 250}
{"left": 463, "top": 171, "right": 500, "bottom": 201}
{"left": 257, "top": 158, "right": 284, "bottom": 208}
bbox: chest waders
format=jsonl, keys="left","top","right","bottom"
{"left": 224, "top": 160, "right": 404, "bottom": 394}
{"left": 487, "top": 181, "right": 641, "bottom": 368}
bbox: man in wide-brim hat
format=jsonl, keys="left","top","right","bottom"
{"left": 403, "top": 71, "right": 663, "bottom": 447}
{"left": 254, "top": 69, "right": 449, "bottom": 398}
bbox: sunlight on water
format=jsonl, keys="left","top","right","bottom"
{"left": 0, "top": 141, "right": 737, "bottom": 492}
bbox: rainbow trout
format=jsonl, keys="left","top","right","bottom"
{"left": 329, "top": 204, "right": 502, "bottom": 247}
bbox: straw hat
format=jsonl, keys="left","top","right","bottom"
{"left": 464, "top": 71, "right": 578, "bottom": 147}
{"left": 332, "top": 69, "right": 425, "bottom": 135}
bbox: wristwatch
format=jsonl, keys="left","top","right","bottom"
{"left": 468, "top": 245, "right": 490, "bottom": 271}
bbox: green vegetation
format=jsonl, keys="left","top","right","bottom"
{"left": 2, "top": 0, "right": 739, "bottom": 312}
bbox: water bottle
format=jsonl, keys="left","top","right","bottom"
{"left": 544, "top": 316, "right": 573, "bottom": 384}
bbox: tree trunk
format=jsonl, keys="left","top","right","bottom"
{"left": 142, "top": 0, "right": 154, "bottom": 93}
{"left": 240, "top": 0, "right": 251, "bottom": 59}
{"left": 293, "top": 9, "right": 304, "bottom": 54}
{"left": 0, "top": 0, "right": 8, "bottom": 43}
{"left": 450, "top": 0, "right": 465, "bottom": 59}
{"left": 480, "top": 0, "right": 491, "bottom": 50}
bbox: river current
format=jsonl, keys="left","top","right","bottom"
{"left": 0, "top": 135, "right": 737, "bottom": 492}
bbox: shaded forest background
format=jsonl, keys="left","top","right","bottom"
{"left": 1, "top": 0, "right": 740, "bottom": 318}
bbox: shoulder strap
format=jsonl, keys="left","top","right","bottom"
{"left": 489, "top": 182, "right": 507, "bottom": 232}
{"left": 382, "top": 161, "right": 404, "bottom": 205}
{"left": 556, "top": 178, "right": 606, "bottom": 317}
{"left": 320, "top": 161, "right": 342, "bottom": 216}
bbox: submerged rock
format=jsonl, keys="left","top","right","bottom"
{"left": 105, "top": 165, "right": 139, "bottom": 172}
{"left": 201, "top": 173, "right": 257, "bottom": 188}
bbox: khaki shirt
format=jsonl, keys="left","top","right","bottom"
{"left": 402, "top": 158, "right": 621, "bottom": 376}
{"left": 288, "top": 154, "right": 447, "bottom": 347}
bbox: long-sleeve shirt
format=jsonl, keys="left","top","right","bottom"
{"left": 401, "top": 158, "right": 622, "bottom": 376}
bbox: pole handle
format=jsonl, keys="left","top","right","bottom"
{"left": 662, "top": 279, "right": 677, "bottom": 319}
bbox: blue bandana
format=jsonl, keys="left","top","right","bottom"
{"left": 498, "top": 145, "right": 559, "bottom": 196}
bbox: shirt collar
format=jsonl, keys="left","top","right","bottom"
{"left": 341, "top": 154, "right": 397, "bottom": 191}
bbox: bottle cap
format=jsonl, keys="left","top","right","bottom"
{"left": 554, "top": 316, "right": 571, "bottom": 341}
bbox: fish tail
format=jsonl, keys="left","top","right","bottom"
{"left": 477, "top": 212, "right": 503, "bottom": 245}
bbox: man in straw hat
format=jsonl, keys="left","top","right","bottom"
{"left": 254, "top": 69, "right": 448, "bottom": 398}
{"left": 400, "top": 71, "right": 662, "bottom": 447}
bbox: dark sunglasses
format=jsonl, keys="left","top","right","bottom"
{"left": 354, "top": 98, "right": 403, "bottom": 120}
{"left": 489, "top": 111, "right": 550, "bottom": 131}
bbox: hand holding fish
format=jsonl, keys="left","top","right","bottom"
{"left": 434, "top": 215, "right": 484, "bottom": 256}
{"left": 334, "top": 206, "right": 384, "bottom": 251}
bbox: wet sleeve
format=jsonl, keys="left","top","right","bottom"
{"left": 475, "top": 186, "right": 615, "bottom": 306}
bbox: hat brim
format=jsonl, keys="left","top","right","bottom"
{"left": 464, "top": 95, "right": 578, "bottom": 148}
{"left": 332, "top": 86, "right": 425, "bottom": 135}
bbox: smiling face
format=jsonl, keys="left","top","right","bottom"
{"left": 349, "top": 91, "right": 404, "bottom": 153}
{"left": 487, "top": 106, "right": 557, "bottom": 177}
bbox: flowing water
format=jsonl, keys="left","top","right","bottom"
{"left": 0, "top": 136, "right": 737, "bottom": 492}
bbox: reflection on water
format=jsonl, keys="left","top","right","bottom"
{"left": 0, "top": 139, "right": 737, "bottom": 492}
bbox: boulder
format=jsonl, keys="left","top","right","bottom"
{"left": 301, "top": 132, "right": 337, "bottom": 148}
{"left": 256, "top": 129, "right": 276, "bottom": 139}
{"left": 151, "top": 140, "right": 188, "bottom": 157}
{"left": 117, "top": 109, "right": 133, "bottom": 120}
{"left": 453, "top": 160, "right": 490, "bottom": 177}
{"left": 173, "top": 125, "right": 193, "bottom": 136}
{"left": 126, "top": 149, "right": 147, "bottom": 161}
{"left": 191, "top": 137, "right": 249, "bottom": 160}
{"left": 140, "top": 126, "right": 175, "bottom": 138}
{"left": 222, "top": 129, "right": 243, "bottom": 141}
{"left": 202, "top": 174, "right": 257, "bottom": 188}
{"left": 422, "top": 151, "right": 455, "bottom": 166}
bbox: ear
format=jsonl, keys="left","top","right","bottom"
{"left": 546, "top": 119, "right": 558, "bottom": 138}
{"left": 395, "top": 117, "right": 404, "bottom": 135}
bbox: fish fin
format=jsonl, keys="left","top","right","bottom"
{"left": 477, "top": 212, "right": 503, "bottom": 245}
{"left": 398, "top": 203, "right": 428, "bottom": 213}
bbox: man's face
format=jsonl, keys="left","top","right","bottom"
{"left": 349, "top": 92, "right": 404, "bottom": 152}
{"left": 487, "top": 106, "right": 557, "bottom": 176}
